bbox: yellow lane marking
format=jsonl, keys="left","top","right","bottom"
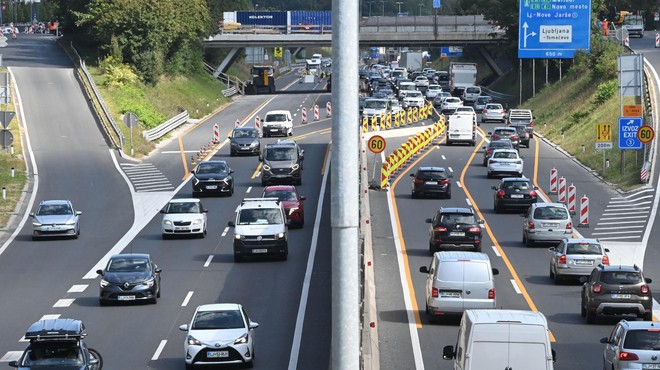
{"left": 321, "top": 142, "right": 331, "bottom": 176}
{"left": 251, "top": 163, "right": 263, "bottom": 180}
{"left": 292, "top": 127, "right": 332, "bottom": 141}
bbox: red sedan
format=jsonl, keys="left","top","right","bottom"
{"left": 262, "top": 185, "right": 305, "bottom": 228}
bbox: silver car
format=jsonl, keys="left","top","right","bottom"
{"left": 601, "top": 320, "right": 660, "bottom": 370}
{"left": 522, "top": 203, "right": 573, "bottom": 247}
{"left": 30, "top": 200, "right": 81, "bottom": 240}
{"left": 549, "top": 238, "right": 609, "bottom": 283}
{"left": 481, "top": 103, "right": 506, "bottom": 123}
{"left": 487, "top": 149, "right": 523, "bottom": 178}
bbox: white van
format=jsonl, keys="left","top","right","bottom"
{"left": 443, "top": 309, "right": 556, "bottom": 370}
{"left": 419, "top": 252, "right": 498, "bottom": 320}
{"left": 446, "top": 113, "right": 476, "bottom": 146}
{"left": 262, "top": 110, "right": 293, "bottom": 137}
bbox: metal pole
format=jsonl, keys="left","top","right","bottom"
{"left": 532, "top": 59, "right": 536, "bottom": 97}
{"left": 331, "top": 0, "right": 359, "bottom": 367}
{"left": 519, "top": 59, "right": 522, "bottom": 106}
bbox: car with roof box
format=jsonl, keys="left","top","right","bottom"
{"left": 228, "top": 197, "right": 289, "bottom": 262}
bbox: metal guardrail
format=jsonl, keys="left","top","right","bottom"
{"left": 203, "top": 62, "right": 245, "bottom": 95}
{"left": 142, "top": 110, "right": 189, "bottom": 141}
{"left": 480, "top": 86, "right": 516, "bottom": 104}
{"left": 69, "top": 42, "right": 124, "bottom": 149}
{"left": 222, "top": 86, "right": 238, "bottom": 97}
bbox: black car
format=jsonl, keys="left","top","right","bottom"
{"left": 261, "top": 140, "right": 304, "bottom": 186}
{"left": 96, "top": 253, "right": 162, "bottom": 305}
{"left": 426, "top": 207, "right": 483, "bottom": 254}
{"left": 410, "top": 167, "right": 453, "bottom": 199}
{"left": 10, "top": 318, "right": 102, "bottom": 370}
{"left": 581, "top": 264, "right": 653, "bottom": 324}
{"left": 509, "top": 123, "right": 531, "bottom": 148}
{"left": 482, "top": 139, "right": 514, "bottom": 166}
{"left": 191, "top": 160, "right": 234, "bottom": 197}
{"left": 492, "top": 177, "right": 538, "bottom": 213}
{"left": 229, "top": 127, "right": 260, "bottom": 156}
{"left": 489, "top": 127, "right": 520, "bottom": 149}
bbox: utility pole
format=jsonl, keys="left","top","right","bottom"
{"left": 367, "top": 0, "right": 373, "bottom": 16}
{"left": 381, "top": 0, "right": 385, "bottom": 16}
{"left": 418, "top": 2, "right": 424, "bottom": 15}
{"left": 396, "top": 1, "right": 403, "bottom": 14}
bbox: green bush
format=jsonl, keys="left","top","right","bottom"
{"left": 113, "top": 84, "right": 167, "bottom": 129}
{"left": 99, "top": 56, "right": 139, "bottom": 87}
{"left": 592, "top": 80, "right": 617, "bottom": 106}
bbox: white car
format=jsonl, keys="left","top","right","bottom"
{"left": 179, "top": 303, "right": 259, "bottom": 369}
{"left": 402, "top": 90, "right": 425, "bottom": 109}
{"left": 441, "top": 97, "right": 463, "bottom": 113}
{"left": 161, "top": 198, "right": 207, "bottom": 239}
{"left": 487, "top": 149, "right": 523, "bottom": 178}
{"left": 414, "top": 75, "right": 430, "bottom": 88}
{"left": 262, "top": 110, "right": 293, "bottom": 137}
{"left": 426, "top": 84, "right": 443, "bottom": 99}
{"left": 482, "top": 103, "right": 506, "bottom": 123}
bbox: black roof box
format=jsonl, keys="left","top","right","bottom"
{"left": 25, "top": 318, "right": 86, "bottom": 341}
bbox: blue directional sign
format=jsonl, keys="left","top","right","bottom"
{"left": 618, "top": 117, "right": 643, "bottom": 150}
{"left": 518, "top": 0, "right": 591, "bottom": 59}
{"left": 433, "top": 0, "right": 441, "bottom": 9}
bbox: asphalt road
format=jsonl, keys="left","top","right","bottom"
{"left": 0, "top": 34, "right": 335, "bottom": 370}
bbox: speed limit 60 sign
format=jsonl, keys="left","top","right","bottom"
{"left": 638, "top": 125, "right": 655, "bottom": 144}
{"left": 368, "top": 135, "right": 386, "bottom": 154}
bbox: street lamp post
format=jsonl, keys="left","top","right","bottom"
{"left": 418, "top": 2, "right": 424, "bottom": 15}
{"left": 380, "top": 0, "right": 385, "bottom": 16}
{"left": 367, "top": 0, "right": 373, "bottom": 16}
{"left": 396, "top": 1, "right": 403, "bottom": 14}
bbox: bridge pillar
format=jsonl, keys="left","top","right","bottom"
{"left": 214, "top": 47, "right": 242, "bottom": 77}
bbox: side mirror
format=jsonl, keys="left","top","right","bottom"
{"left": 579, "top": 276, "right": 588, "bottom": 284}
{"left": 228, "top": 221, "right": 235, "bottom": 227}
{"left": 442, "top": 345, "right": 455, "bottom": 360}
{"left": 448, "top": 174, "right": 454, "bottom": 178}
{"left": 96, "top": 269, "right": 104, "bottom": 276}
{"left": 604, "top": 248, "right": 610, "bottom": 252}
{"left": 203, "top": 209, "right": 209, "bottom": 213}
{"left": 258, "top": 153, "right": 263, "bottom": 161}
{"left": 410, "top": 173, "right": 415, "bottom": 177}
{"left": 548, "top": 247, "right": 556, "bottom": 252}
{"left": 599, "top": 337, "right": 609, "bottom": 344}
{"left": 155, "top": 268, "right": 162, "bottom": 273}
{"left": 249, "top": 321, "right": 260, "bottom": 329}
{"left": 29, "top": 212, "right": 34, "bottom": 217}
{"left": 492, "top": 268, "right": 499, "bottom": 275}
{"left": 159, "top": 209, "right": 166, "bottom": 214}
{"left": 190, "top": 169, "right": 195, "bottom": 174}
{"left": 8, "top": 361, "right": 18, "bottom": 368}
{"left": 646, "top": 278, "right": 653, "bottom": 284}
{"left": 300, "top": 196, "right": 306, "bottom": 201}
{"left": 229, "top": 169, "right": 235, "bottom": 174}
{"left": 425, "top": 218, "right": 433, "bottom": 223}
{"left": 419, "top": 266, "right": 430, "bottom": 274}
{"left": 179, "top": 324, "right": 189, "bottom": 332}
{"left": 228, "top": 135, "right": 232, "bottom": 139}
{"left": 75, "top": 211, "right": 82, "bottom": 216}
{"left": 491, "top": 185, "right": 497, "bottom": 190}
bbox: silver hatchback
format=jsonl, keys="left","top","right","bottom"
{"left": 549, "top": 238, "right": 609, "bottom": 283}
{"left": 522, "top": 203, "right": 572, "bottom": 247}
{"left": 601, "top": 320, "right": 660, "bottom": 370}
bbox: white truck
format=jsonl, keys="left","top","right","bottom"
{"left": 400, "top": 51, "right": 423, "bottom": 71}
{"left": 450, "top": 62, "right": 477, "bottom": 97}
{"left": 622, "top": 14, "right": 644, "bottom": 38}
{"left": 446, "top": 113, "right": 475, "bottom": 146}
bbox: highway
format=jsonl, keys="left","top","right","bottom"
{"left": 0, "top": 34, "right": 334, "bottom": 369}
{"left": 370, "top": 33, "right": 660, "bottom": 370}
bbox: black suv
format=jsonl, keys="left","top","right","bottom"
{"left": 191, "top": 160, "right": 234, "bottom": 197}
{"left": 492, "top": 177, "right": 538, "bottom": 213}
{"left": 425, "top": 207, "right": 482, "bottom": 254}
{"left": 410, "top": 167, "right": 453, "bottom": 199}
{"left": 261, "top": 140, "right": 304, "bottom": 186}
{"left": 509, "top": 124, "right": 531, "bottom": 148}
{"left": 10, "top": 318, "right": 102, "bottom": 369}
{"left": 581, "top": 264, "right": 653, "bottom": 324}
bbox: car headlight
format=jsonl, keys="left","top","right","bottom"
{"left": 235, "top": 234, "right": 242, "bottom": 240}
{"left": 263, "top": 164, "right": 271, "bottom": 171}
{"left": 288, "top": 207, "right": 298, "bottom": 215}
{"left": 163, "top": 220, "right": 173, "bottom": 226}
{"left": 250, "top": 142, "right": 258, "bottom": 147}
{"left": 187, "top": 335, "right": 201, "bottom": 346}
{"left": 234, "top": 333, "right": 248, "bottom": 345}
{"left": 32, "top": 222, "right": 42, "bottom": 227}
{"left": 192, "top": 219, "right": 203, "bottom": 225}
{"left": 65, "top": 220, "right": 77, "bottom": 226}
{"left": 100, "top": 279, "right": 110, "bottom": 288}
{"left": 277, "top": 232, "right": 285, "bottom": 239}
{"left": 142, "top": 278, "right": 155, "bottom": 287}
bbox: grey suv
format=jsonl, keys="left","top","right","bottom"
{"left": 260, "top": 140, "right": 304, "bottom": 186}
{"left": 600, "top": 320, "right": 660, "bottom": 370}
{"left": 425, "top": 207, "right": 483, "bottom": 254}
{"left": 581, "top": 264, "right": 653, "bottom": 324}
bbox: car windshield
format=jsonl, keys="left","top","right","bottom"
{"left": 237, "top": 208, "right": 283, "bottom": 225}
{"left": 624, "top": 330, "right": 660, "bottom": 350}
{"left": 440, "top": 214, "right": 476, "bottom": 224}
{"left": 166, "top": 202, "right": 201, "bottom": 214}
{"left": 495, "top": 129, "right": 516, "bottom": 136}
{"left": 197, "top": 163, "right": 227, "bottom": 174}
{"left": 477, "top": 97, "right": 490, "bottom": 103}
{"left": 266, "top": 114, "right": 287, "bottom": 122}
{"left": 566, "top": 243, "right": 602, "bottom": 255}
{"left": 600, "top": 271, "right": 643, "bottom": 285}
{"left": 417, "top": 171, "right": 447, "bottom": 180}
{"left": 233, "top": 129, "right": 257, "bottom": 138}
{"left": 365, "top": 100, "right": 387, "bottom": 109}
{"left": 37, "top": 204, "right": 72, "bottom": 216}
{"left": 265, "top": 147, "right": 295, "bottom": 161}
{"left": 192, "top": 310, "right": 244, "bottom": 330}
{"left": 489, "top": 141, "right": 512, "bottom": 149}
{"left": 502, "top": 181, "right": 531, "bottom": 190}
{"left": 493, "top": 151, "right": 518, "bottom": 159}
{"left": 21, "top": 344, "right": 84, "bottom": 366}
{"left": 407, "top": 92, "right": 422, "bottom": 98}
{"left": 263, "top": 189, "right": 297, "bottom": 201}
{"left": 533, "top": 206, "right": 568, "bottom": 220}
{"left": 446, "top": 98, "right": 460, "bottom": 103}
{"left": 466, "top": 87, "right": 480, "bottom": 93}
{"left": 107, "top": 258, "right": 150, "bottom": 272}
{"left": 510, "top": 118, "right": 532, "bottom": 124}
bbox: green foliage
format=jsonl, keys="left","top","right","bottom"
{"left": 592, "top": 80, "right": 618, "bottom": 106}
{"left": 99, "top": 56, "right": 139, "bottom": 87}
{"left": 112, "top": 84, "right": 167, "bottom": 130}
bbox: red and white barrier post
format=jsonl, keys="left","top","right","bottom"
{"left": 558, "top": 176, "right": 567, "bottom": 203}
{"left": 314, "top": 104, "right": 320, "bottom": 121}
{"left": 301, "top": 108, "right": 307, "bottom": 124}
{"left": 212, "top": 123, "right": 220, "bottom": 144}
{"left": 255, "top": 116, "right": 261, "bottom": 133}
{"left": 578, "top": 195, "right": 589, "bottom": 227}
{"left": 326, "top": 102, "right": 332, "bottom": 118}
{"left": 567, "top": 184, "right": 576, "bottom": 214}
{"left": 235, "top": 119, "right": 240, "bottom": 128}
{"left": 549, "top": 168, "right": 558, "bottom": 194}
{"left": 625, "top": 36, "right": 630, "bottom": 47}
{"left": 656, "top": 33, "right": 659, "bottom": 48}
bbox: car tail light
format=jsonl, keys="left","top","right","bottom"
{"left": 566, "top": 222, "right": 572, "bottom": 230}
{"left": 441, "top": 179, "right": 450, "bottom": 185}
{"left": 497, "top": 190, "right": 505, "bottom": 198}
{"left": 641, "top": 285, "right": 650, "bottom": 294}
{"left": 488, "top": 289, "right": 495, "bottom": 299}
{"left": 511, "top": 135, "right": 519, "bottom": 140}
{"left": 558, "top": 255, "right": 566, "bottom": 265}
{"left": 593, "top": 283, "right": 601, "bottom": 293}
{"left": 619, "top": 352, "right": 640, "bottom": 361}
{"left": 467, "top": 227, "right": 480, "bottom": 233}
{"left": 434, "top": 226, "right": 447, "bottom": 233}
{"left": 602, "top": 255, "right": 609, "bottom": 265}
{"left": 491, "top": 134, "right": 500, "bottom": 140}
{"left": 527, "top": 221, "right": 535, "bottom": 229}
{"left": 432, "top": 287, "right": 438, "bottom": 298}
{"left": 414, "top": 178, "right": 424, "bottom": 184}
{"left": 529, "top": 190, "right": 537, "bottom": 197}
{"left": 486, "top": 150, "right": 493, "bottom": 156}
{"left": 482, "top": 109, "right": 488, "bottom": 114}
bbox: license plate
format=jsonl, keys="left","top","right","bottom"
{"left": 118, "top": 296, "right": 135, "bottom": 301}
{"left": 270, "top": 129, "right": 278, "bottom": 132}
{"left": 575, "top": 260, "right": 593, "bottom": 265}
{"left": 643, "top": 364, "right": 660, "bottom": 370}
{"left": 253, "top": 249, "right": 268, "bottom": 254}
{"left": 611, "top": 294, "right": 632, "bottom": 299}
{"left": 440, "top": 292, "right": 460, "bottom": 298}
{"left": 449, "top": 232, "right": 465, "bottom": 237}
{"left": 175, "top": 227, "right": 187, "bottom": 230}
{"left": 510, "top": 194, "right": 524, "bottom": 198}
{"left": 426, "top": 181, "right": 438, "bottom": 185}
{"left": 207, "top": 351, "right": 229, "bottom": 358}
{"left": 206, "top": 185, "right": 218, "bottom": 190}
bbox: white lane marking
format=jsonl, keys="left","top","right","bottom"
{"left": 221, "top": 227, "right": 229, "bottom": 237}
{"left": 621, "top": 188, "right": 655, "bottom": 198}
{"left": 288, "top": 147, "right": 330, "bottom": 370}
{"left": 53, "top": 299, "right": 74, "bottom": 307}
{"left": 0, "top": 351, "right": 23, "bottom": 362}
{"left": 596, "top": 220, "right": 648, "bottom": 225}
{"left": 204, "top": 255, "right": 213, "bottom": 267}
{"left": 510, "top": 279, "right": 522, "bottom": 294}
{"left": 491, "top": 246, "right": 501, "bottom": 257}
{"left": 599, "top": 215, "right": 648, "bottom": 220}
{"left": 0, "top": 70, "right": 40, "bottom": 258}
{"left": 609, "top": 194, "right": 655, "bottom": 202}
{"left": 594, "top": 225, "right": 645, "bottom": 230}
{"left": 465, "top": 198, "right": 472, "bottom": 207}
{"left": 68, "top": 285, "right": 88, "bottom": 293}
{"left": 599, "top": 235, "right": 645, "bottom": 241}
{"left": 456, "top": 181, "right": 463, "bottom": 188}
{"left": 448, "top": 167, "right": 453, "bottom": 173}
{"left": 606, "top": 203, "right": 652, "bottom": 208}
{"left": 182, "top": 291, "right": 194, "bottom": 307}
{"left": 592, "top": 230, "right": 643, "bottom": 235}
{"left": 441, "top": 155, "right": 446, "bottom": 160}
{"left": 257, "top": 171, "right": 262, "bottom": 177}
{"left": 246, "top": 186, "right": 253, "bottom": 193}
{"left": 151, "top": 340, "right": 167, "bottom": 360}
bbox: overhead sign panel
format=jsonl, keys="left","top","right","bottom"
{"left": 518, "top": 0, "right": 591, "bottom": 59}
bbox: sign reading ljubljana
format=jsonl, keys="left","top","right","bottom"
{"left": 518, "top": 0, "right": 591, "bottom": 59}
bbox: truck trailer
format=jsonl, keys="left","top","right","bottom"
{"left": 449, "top": 62, "right": 477, "bottom": 97}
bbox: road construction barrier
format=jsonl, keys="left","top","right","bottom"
{"left": 578, "top": 195, "right": 589, "bottom": 227}
{"left": 656, "top": 33, "right": 659, "bottom": 48}
{"left": 386, "top": 113, "right": 392, "bottom": 129}
{"left": 371, "top": 116, "right": 378, "bottom": 131}
{"left": 381, "top": 162, "right": 389, "bottom": 189}
{"left": 235, "top": 120, "right": 240, "bottom": 128}
{"left": 302, "top": 107, "right": 307, "bottom": 124}
{"left": 380, "top": 113, "right": 386, "bottom": 131}
{"left": 255, "top": 116, "right": 261, "bottom": 132}
{"left": 558, "top": 177, "right": 567, "bottom": 203}
{"left": 407, "top": 109, "right": 413, "bottom": 124}
{"left": 314, "top": 104, "right": 320, "bottom": 121}
{"left": 362, "top": 116, "right": 368, "bottom": 133}
{"left": 549, "top": 168, "right": 558, "bottom": 194}
{"left": 326, "top": 102, "right": 332, "bottom": 118}
{"left": 394, "top": 111, "right": 400, "bottom": 127}
{"left": 567, "top": 184, "right": 576, "bottom": 214}
{"left": 213, "top": 124, "right": 220, "bottom": 144}
{"left": 413, "top": 107, "right": 419, "bottom": 122}
{"left": 625, "top": 36, "right": 630, "bottom": 47}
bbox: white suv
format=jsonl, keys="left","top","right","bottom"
{"left": 228, "top": 198, "right": 289, "bottom": 262}
{"left": 262, "top": 110, "right": 293, "bottom": 137}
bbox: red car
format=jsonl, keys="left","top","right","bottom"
{"left": 262, "top": 185, "right": 305, "bottom": 228}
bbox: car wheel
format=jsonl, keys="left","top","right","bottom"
{"left": 230, "top": 185, "right": 234, "bottom": 196}
{"left": 553, "top": 271, "right": 563, "bottom": 284}
{"left": 230, "top": 151, "right": 236, "bottom": 157}
{"left": 429, "top": 242, "right": 436, "bottom": 255}
{"left": 494, "top": 203, "right": 501, "bottom": 214}
{"left": 446, "top": 140, "right": 452, "bottom": 146}
{"left": 586, "top": 309, "right": 596, "bottom": 324}
{"left": 411, "top": 191, "right": 417, "bottom": 199}
{"left": 525, "top": 236, "right": 534, "bottom": 248}
{"left": 261, "top": 179, "right": 267, "bottom": 187}
{"left": 296, "top": 178, "right": 302, "bottom": 186}
{"left": 157, "top": 284, "right": 161, "bottom": 298}
{"left": 234, "top": 255, "right": 243, "bottom": 263}
{"left": 644, "top": 312, "right": 653, "bottom": 321}
{"left": 580, "top": 297, "right": 587, "bottom": 317}
{"left": 99, "top": 299, "right": 108, "bottom": 307}
{"left": 280, "top": 246, "right": 288, "bottom": 261}
{"left": 445, "top": 190, "right": 451, "bottom": 199}
{"left": 185, "top": 363, "right": 195, "bottom": 370}
{"left": 549, "top": 266, "right": 555, "bottom": 279}
{"left": 487, "top": 172, "right": 493, "bottom": 179}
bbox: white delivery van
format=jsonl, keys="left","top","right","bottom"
{"left": 446, "top": 113, "right": 476, "bottom": 146}
{"left": 443, "top": 309, "right": 556, "bottom": 370}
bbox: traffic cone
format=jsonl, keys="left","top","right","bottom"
{"left": 191, "top": 156, "right": 196, "bottom": 165}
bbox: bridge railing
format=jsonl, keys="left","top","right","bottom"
{"left": 221, "top": 24, "right": 332, "bottom": 35}
{"left": 359, "top": 15, "right": 503, "bottom": 35}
